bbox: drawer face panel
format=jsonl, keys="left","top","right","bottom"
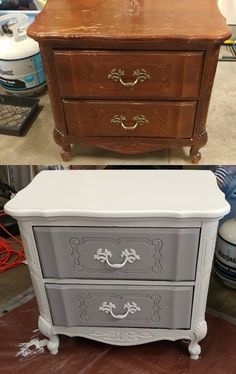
{"left": 34, "top": 227, "right": 200, "bottom": 281}
{"left": 54, "top": 51, "right": 203, "bottom": 99}
{"left": 46, "top": 284, "right": 193, "bottom": 329}
{"left": 63, "top": 100, "right": 197, "bottom": 139}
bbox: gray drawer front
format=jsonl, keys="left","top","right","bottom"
{"left": 34, "top": 227, "right": 200, "bottom": 281}
{"left": 46, "top": 284, "right": 193, "bottom": 329}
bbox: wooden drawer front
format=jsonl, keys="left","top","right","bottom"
{"left": 46, "top": 284, "right": 193, "bottom": 329}
{"left": 34, "top": 227, "right": 199, "bottom": 281}
{"left": 54, "top": 51, "right": 203, "bottom": 99}
{"left": 63, "top": 101, "right": 197, "bottom": 138}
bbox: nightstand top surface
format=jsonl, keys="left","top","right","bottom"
{"left": 28, "top": 0, "right": 230, "bottom": 43}
{"left": 5, "top": 170, "right": 230, "bottom": 220}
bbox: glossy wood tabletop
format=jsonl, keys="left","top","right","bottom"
{"left": 28, "top": 0, "right": 230, "bottom": 42}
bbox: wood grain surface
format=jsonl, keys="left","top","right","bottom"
{"left": 28, "top": 0, "right": 231, "bottom": 42}
{"left": 54, "top": 51, "right": 203, "bottom": 99}
{"left": 63, "top": 100, "right": 197, "bottom": 138}
{"left": 28, "top": 0, "right": 230, "bottom": 162}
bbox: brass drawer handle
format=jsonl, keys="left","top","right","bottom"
{"left": 94, "top": 248, "right": 140, "bottom": 269}
{"left": 99, "top": 301, "right": 141, "bottom": 319}
{"left": 111, "top": 114, "right": 149, "bottom": 131}
{"left": 108, "top": 68, "right": 150, "bottom": 87}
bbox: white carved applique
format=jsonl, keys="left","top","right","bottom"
{"left": 90, "top": 329, "right": 154, "bottom": 342}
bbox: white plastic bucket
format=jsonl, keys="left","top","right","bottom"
{"left": 0, "top": 13, "right": 46, "bottom": 95}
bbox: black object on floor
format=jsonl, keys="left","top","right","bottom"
{"left": 0, "top": 214, "right": 19, "bottom": 238}
{"left": 0, "top": 0, "right": 36, "bottom": 11}
{"left": 0, "top": 95, "right": 39, "bottom": 136}
{"left": 0, "top": 182, "right": 19, "bottom": 237}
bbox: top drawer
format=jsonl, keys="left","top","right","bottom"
{"left": 33, "top": 227, "right": 200, "bottom": 281}
{"left": 53, "top": 51, "right": 203, "bottom": 99}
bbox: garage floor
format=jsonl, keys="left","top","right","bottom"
{"left": 0, "top": 57, "right": 235, "bottom": 165}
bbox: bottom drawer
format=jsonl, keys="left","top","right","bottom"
{"left": 46, "top": 284, "right": 193, "bottom": 329}
{"left": 63, "top": 100, "right": 197, "bottom": 138}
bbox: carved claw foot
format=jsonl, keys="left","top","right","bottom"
{"left": 188, "top": 321, "right": 207, "bottom": 360}
{"left": 190, "top": 147, "right": 202, "bottom": 164}
{"left": 38, "top": 316, "right": 59, "bottom": 355}
{"left": 190, "top": 130, "right": 208, "bottom": 164}
{"left": 53, "top": 127, "right": 71, "bottom": 162}
{"left": 60, "top": 145, "right": 71, "bottom": 162}
{"left": 48, "top": 339, "right": 59, "bottom": 355}
{"left": 189, "top": 341, "right": 201, "bottom": 360}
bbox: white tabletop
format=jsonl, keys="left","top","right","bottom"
{"left": 4, "top": 170, "right": 230, "bottom": 219}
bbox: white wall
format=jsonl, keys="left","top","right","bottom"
{"left": 218, "top": 0, "right": 236, "bottom": 24}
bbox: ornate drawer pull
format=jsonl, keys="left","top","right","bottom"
{"left": 107, "top": 68, "right": 150, "bottom": 87}
{"left": 111, "top": 114, "right": 149, "bottom": 131}
{"left": 99, "top": 301, "right": 141, "bottom": 319}
{"left": 94, "top": 248, "right": 140, "bottom": 269}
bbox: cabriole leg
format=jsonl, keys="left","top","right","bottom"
{"left": 60, "top": 144, "right": 71, "bottom": 162}
{"left": 188, "top": 321, "right": 207, "bottom": 360}
{"left": 53, "top": 127, "right": 71, "bottom": 162}
{"left": 38, "top": 316, "right": 59, "bottom": 355}
{"left": 190, "top": 130, "right": 208, "bottom": 164}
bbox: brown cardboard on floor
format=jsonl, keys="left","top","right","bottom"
{"left": 0, "top": 297, "right": 235, "bottom": 374}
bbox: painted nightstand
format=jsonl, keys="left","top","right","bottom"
{"left": 5, "top": 170, "right": 230, "bottom": 358}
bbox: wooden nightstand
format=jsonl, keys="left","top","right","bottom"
{"left": 5, "top": 170, "right": 230, "bottom": 358}
{"left": 28, "top": 0, "right": 230, "bottom": 162}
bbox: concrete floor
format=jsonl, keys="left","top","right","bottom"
{"left": 0, "top": 56, "right": 235, "bottom": 165}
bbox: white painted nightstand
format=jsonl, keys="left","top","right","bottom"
{"left": 5, "top": 170, "right": 230, "bottom": 359}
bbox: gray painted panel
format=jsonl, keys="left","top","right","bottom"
{"left": 34, "top": 227, "right": 200, "bottom": 281}
{"left": 46, "top": 284, "right": 193, "bottom": 329}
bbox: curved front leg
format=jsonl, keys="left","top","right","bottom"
{"left": 60, "top": 145, "right": 72, "bottom": 162}
{"left": 38, "top": 316, "right": 59, "bottom": 355}
{"left": 53, "top": 128, "right": 71, "bottom": 162}
{"left": 188, "top": 320, "right": 207, "bottom": 360}
{"left": 190, "top": 130, "right": 208, "bottom": 164}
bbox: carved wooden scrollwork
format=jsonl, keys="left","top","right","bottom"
{"left": 53, "top": 128, "right": 71, "bottom": 161}
{"left": 158, "top": 63, "right": 172, "bottom": 92}
{"left": 154, "top": 108, "right": 168, "bottom": 130}
{"left": 190, "top": 130, "right": 208, "bottom": 164}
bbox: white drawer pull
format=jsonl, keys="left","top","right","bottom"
{"left": 94, "top": 248, "right": 140, "bottom": 269}
{"left": 99, "top": 301, "right": 141, "bottom": 319}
